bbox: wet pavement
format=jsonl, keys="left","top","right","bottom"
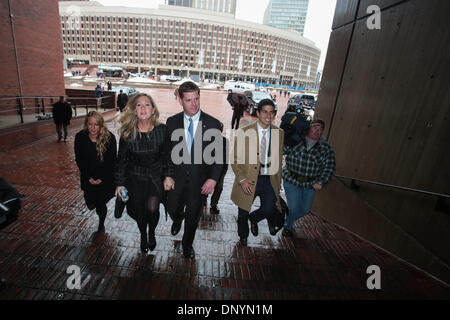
{"left": 0, "top": 88, "right": 449, "bottom": 301}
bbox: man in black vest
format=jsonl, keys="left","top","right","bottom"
{"left": 164, "top": 81, "right": 223, "bottom": 258}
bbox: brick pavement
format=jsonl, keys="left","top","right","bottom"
{"left": 0, "top": 91, "right": 449, "bottom": 301}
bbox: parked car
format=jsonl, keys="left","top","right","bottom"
{"left": 166, "top": 75, "right": 183, "bottom": 82}
{"left": 287, "top": 93, "right": 316, "bottom": 111}
{"left": 224, "top": 81, "right": 255, "bottom": 93}
{"left": 113, "top": 86, "right": 139, "bottom": 98}
{"left": 244, "top": 90, "right": 277, "bottom": 116}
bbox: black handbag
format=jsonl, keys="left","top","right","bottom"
{"left": 268, "top": 196, "right": 289, "bottom": 236}
{"left": 114, "top": 196, "right": 126, "bottom": 219}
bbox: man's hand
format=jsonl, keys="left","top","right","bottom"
{"left": 240, "top": 179, "right": 255, "bottom": 195}
{"left": 164, "top": 177, "right": 175, "bottom": 191}
{"left": 312, "top": 183, "right": 322, "bottom": 191}
{"left": 89, "top": 178, "right": 102, "bottom": 185}
{"left": 201, "top": 179, "right": 217, "bottom": 195}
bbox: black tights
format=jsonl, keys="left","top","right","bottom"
{"left": 96, "top": 202, "right": 107, "bottom": 226}
{"left": 137, "top": 195, "right": 160, "bottom": 238}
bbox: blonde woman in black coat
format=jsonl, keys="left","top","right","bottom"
{"left": 115, "top": 93, "right": 170, "bottom": 253}
{"left": 75, "top": 111, "right": 117, "bottom": 232}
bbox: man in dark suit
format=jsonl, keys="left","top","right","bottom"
{"left": 227, "top": 93, "right": 247, "bottom": 130}
{"left": 117, "top": 89, "right": 128, "bottom": 112}
{"left": 164, "top": 81, "right": 224, "bottom": 259}
{"left": 52, "top": 96, "right": 72, "bottom": 142}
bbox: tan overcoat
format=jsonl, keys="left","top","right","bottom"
{"left": 230, "top": 122, "right": 284, "bottom": 212}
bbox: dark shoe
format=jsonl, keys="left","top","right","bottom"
{"left": 268, "top": 221, "right": 281, "bottom": 236}
{"left": 171, "top": 219, "right": 182, "bottom": 236}
{"left": 148, "top": 233, "right": 156, "bottom": 251}
{"left": 239, "top": 238, "right": 247, "bottom": 246}
{"left": 140, "top": 234, "right": 148, "bottom": 253}
{"left": 282, "top": 228, "right": 294, "bottom": 238}
{"left": 210, "top": 206, "right": 220, "bottom": 215}
{"left": 183, "top": 247, "right": 195, "bottom": 259}
{"left": 250, "top": 222, "right": 258, "bottom": 237}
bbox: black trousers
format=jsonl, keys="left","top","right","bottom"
{"left": 55, "top": 123, "right": 68, "bottom": 140}
{"left": 210, "top": 169, "right": 226, "bottom": 208}
{"left": 237, "top": 175, "right": 276, "bottom": 239}
{"left": 167, "top": 180, "right": 206, "bottom": 251}
{"left": 231, "top": 111, "right": 242, "bottom": 129}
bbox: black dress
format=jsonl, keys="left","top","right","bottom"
{"left": 115, "top": 124, "right": 170, "bottom": 222}
{"left": 74, "top": 129, "right": 117, "bottom": 208}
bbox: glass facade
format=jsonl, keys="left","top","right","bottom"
{"left": 166, "top": 0, "right": 236, "bottom": 16}
{"left": 263, "top": 0, "right": 309, "bottom": 36}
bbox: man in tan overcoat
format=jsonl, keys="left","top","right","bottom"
{"left": 230, "top": 99, "right": 284, "bottom": 246}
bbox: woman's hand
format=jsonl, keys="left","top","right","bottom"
{"left": 89, "top": 178, "right": 102, "bottom": 185}
{"left": 115, "top": 186, "right": 124, "bottom": 198}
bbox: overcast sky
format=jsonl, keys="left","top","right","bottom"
{"left": 96, "top": 0, "right": 337, "bottom": 70}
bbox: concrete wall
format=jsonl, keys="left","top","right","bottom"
{"left": 0, "top": 0, "right": 65, "bottom": 97}
{"left": 314, "top": 0, "right": 450, "bottom": 283}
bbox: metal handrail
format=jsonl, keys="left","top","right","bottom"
{"left": 335, "top": 175, "right": 450, "bottom": 198}
{"left": 0, "top": 96, "right": 61, "bottom": 101}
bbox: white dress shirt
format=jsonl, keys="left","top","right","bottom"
{"left": 257, "top": 121, "right": 271, "bottom": 175}
{"left": 183, "top": 110, "right": 201, "bottom": 148}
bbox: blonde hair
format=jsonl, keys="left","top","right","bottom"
{"left": 118, "top": 93, "right": 160, "bottom": 140}
{"left": 84, "top": 111, "right": 110, "bottom": 162}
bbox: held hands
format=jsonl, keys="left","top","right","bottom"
{"left": 164, "top": 177, "right": 175, "bottom": 191}
{"left": 201, "top": 179, "right": 217, "bottom": 195}
{"left": 89, "top": 178, "right": 102, "bottom": 185}
{"left": 240, "top": 179, "right": 255, "bottom": 195}
{"left": 312, "top": 183, "right": 322, "bottom": 191}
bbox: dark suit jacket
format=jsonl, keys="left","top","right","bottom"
{"left": 52, "top": 102, "right": 72, "bottom": 125}
{"left": 166, "top": 111, "right": 224, "bottom": 191}
{"left": 117, "top": 93, "right": 128, "bottom": 109}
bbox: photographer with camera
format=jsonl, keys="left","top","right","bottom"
{"left": 281, "top": 119, "right": 335, "bottom": 238}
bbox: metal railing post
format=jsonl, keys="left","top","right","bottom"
{"left": 16, "top": 97, "right": 23, "bottom": 123}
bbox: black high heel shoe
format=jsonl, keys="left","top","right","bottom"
{"left": 148, "top": 231, "right": 156, "bottom": 251}
{"left": 140, "top": 233, "right": 148, "bottom": 253}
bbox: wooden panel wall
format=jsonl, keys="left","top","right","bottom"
{"left": 314, "top": 0, "right": 450, "bottom": 283}
{"left": 332, "top": 0, "right": 360, "bottom": 29}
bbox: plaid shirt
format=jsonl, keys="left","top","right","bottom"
{"left": 283, "top": 136, "right": 335, "bottom": 189}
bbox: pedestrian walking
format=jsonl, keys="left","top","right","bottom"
{"left": 52, "top": 96, "right": 72, "bottom": 142}
{"left": 282, "top": 119, "right": 335, "bottom": 237}
{"left": 228, "top": 93, "right": 247, "bottom": 130}
{"left": 164, "top": 81, "right": 224, "bottom": 259}
{"left": 107, "top": 81, "right": 112, "bottom": 91}
{"left": 230, "top": 99, "right": 284, "bottom": 246}
{"left": 74, "top": 111, "right": 117, "bottom": 232}
{"left": 117, "top": 89, "right": 128, "bottom": 112}
{"left": 115, "top": 93, "right": 170, "bottom": 253}
{"left": 95, "top": 84, "right": 103, "bottom": 108}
